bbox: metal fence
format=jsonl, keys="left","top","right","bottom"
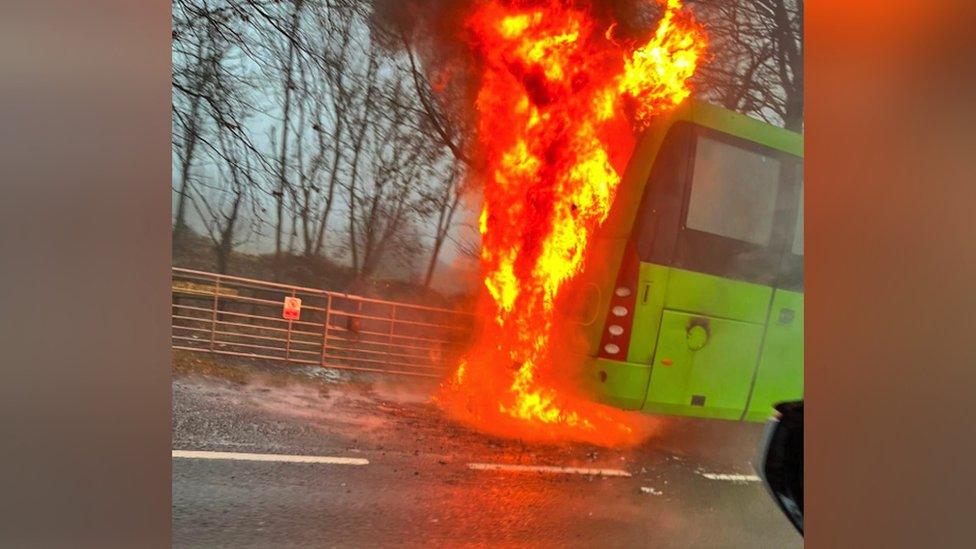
{"left": 172, "top": 267, "right": 475, "bottom": 378}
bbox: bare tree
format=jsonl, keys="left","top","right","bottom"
{"left": 420, "top": 160, "right": 464, "bottom": 288}
{"left": 173, "top": 0, "right": 274, "bottom": 232}
{"left": 187, "top": 132, "right": 258, "bottom": 274}
{"left": 346, "top": 72, "right": 438, "bottom": 283}
{"left": 172, "top": 3, "right": 222, "bottom": 234}
{"left": 366, "top": 3, "right": 479, "bottom": 169}
{"left": 284, "top": 6, "right": 367, "bottom": 260}
{"left": 172, "top": 0, "right": 481, "bottom": 292}
{"left": 690, "top": 0, "right": 803, "bottom": 130}
{"left": 173, "top": 1, "right": 259, "bottom": 273}
{"left": 398, "top": 33, "right": 475, "bottom": 168}
{"left": 310, "top": 7, "right": 361, "bottom": 258}
{"left": 344, "top": 51, "right": 381, "bottom": 276}
{"left": 268, "top": 0, "right": 305, "bottom": 275}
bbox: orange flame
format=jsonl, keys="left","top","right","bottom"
{"left": 436, "top": 0, "right": 706, "bottom": 447}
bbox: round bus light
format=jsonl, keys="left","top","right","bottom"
{"left": 687, "top": 324, "right": 709, "bottom": 351}
{"left": 604, "top": 343, "right": 620, "bottom": 355}
{"left": 608, "top": 324, "right": 624, "bottom": 336}
{"left": 614, "top": 287, "right": 632, "bottom": 297}
{"left": 611, "top": 305, "right": 628, "bottom": 317}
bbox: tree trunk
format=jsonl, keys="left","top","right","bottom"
{"left": 174, "top": 37, "right": 208, "bottom": 233}
{"left": 274, "top": 1, "right": 303, "bottom": 278}
{"left": 346, "top": 125, "right": 368, "bottom": 274}
{"left": 174, "top": 104, "right": 200, "bottom": 234}
{"left": 422, "top": 237, "right": 445, "bottom": 289}
{"left": 423, "top": 168, "right": 462, "bottom": 289}
{"left": 313, "top": 123, "right": 343, "bottom": 257}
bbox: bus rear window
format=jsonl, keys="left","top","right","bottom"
{"left": 686, "top": 135, "right": 781, "bottom": 246}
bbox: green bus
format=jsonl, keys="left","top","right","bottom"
{"left": 562, "top": 99, "right": 803, "bottom": 422}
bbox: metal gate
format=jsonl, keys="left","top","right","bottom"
{"left": 172, "top": 268, "right": 474, "bottom": 378}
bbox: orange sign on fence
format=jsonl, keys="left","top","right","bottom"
{"left": 282, "top": 297, "right": 301, "bottom": 320}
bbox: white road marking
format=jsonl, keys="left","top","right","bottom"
{"left": 172, "top": 450, "right": 369, "bottom": 466}
{"left": 467, "top": 462, "right": 631, "bottom": 477}
{"left": 698, "top": 472, "right": 762, "bottom": 483}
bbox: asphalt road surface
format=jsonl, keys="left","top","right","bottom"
{"left": 172, "top": 364, "right": 801, "bottom": 548}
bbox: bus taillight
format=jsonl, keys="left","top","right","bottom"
{"left": 598, "top": 240, "right": 640, "bottom": 360}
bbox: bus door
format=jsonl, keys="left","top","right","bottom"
{"left": 743, "top": 175, "right": 804, "bottom": 421}
{"left": 637, "top": 125, "right": 796, "bottom": 419}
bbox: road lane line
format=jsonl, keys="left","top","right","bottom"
{"left": 697, "top": 472, "right": 761, "bottom": 483}
{"left": 172, "top": 450, "right": 369, "bottom": 465}
{"left": 467, "top": 462, "right": 631, "bottom": 477}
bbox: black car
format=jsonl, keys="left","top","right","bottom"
{"left": 757, "top": 400, "right": 804, "bottom": 535}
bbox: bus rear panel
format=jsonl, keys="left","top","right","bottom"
{"left": 566, "top": 100, "right": 803, "bottom": 422}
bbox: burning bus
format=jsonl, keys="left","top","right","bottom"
{"left": 436, "top": 0, "right": 799, "bottom": 445}
{"left": 566, "top": 98, "right": 803, "bottom": 422}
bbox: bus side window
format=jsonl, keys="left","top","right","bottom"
{"left": 776, "top": 164, "right": 804, "bottom": 291}
{"left": 635, "top": 122, "right": 694, "bottom": 265}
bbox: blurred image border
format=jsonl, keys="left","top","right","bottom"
{"left": 1, "top": 0, "right": 975, "bottom": 546}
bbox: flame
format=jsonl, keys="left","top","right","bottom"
{"left": 436, "top": 0, "right": 706, "bottom": 447}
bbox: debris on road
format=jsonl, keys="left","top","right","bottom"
{"left": 696, "top": 470, "right": 762, "bottom": 483}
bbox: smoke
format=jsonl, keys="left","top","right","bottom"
{"left": 366, "top": 0, "right": 675, "bottom": 297}
{"left": 369, "top": 0, "right": 481, "bottom": 139}
{"left": 367, "top": 0, "right": 672, "bottom": 164}
{"left": 370, "top": 0, "right": 668, "bottom": 44}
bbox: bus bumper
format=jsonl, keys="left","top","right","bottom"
{"left": 576, "top": 354, "right": 652, "bottom": 411}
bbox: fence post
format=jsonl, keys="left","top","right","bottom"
{"left": 285, "top": 289, "right": 295, "bottom": 363}
{"left": 210, "top": 277, "right": 220, "bottom": 351}
{"left": 320, "top": 294, "right": 332, "bottom": 367}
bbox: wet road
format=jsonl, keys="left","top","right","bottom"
{"left": 172, "top": 369, "right": 801, "bottom": 548}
